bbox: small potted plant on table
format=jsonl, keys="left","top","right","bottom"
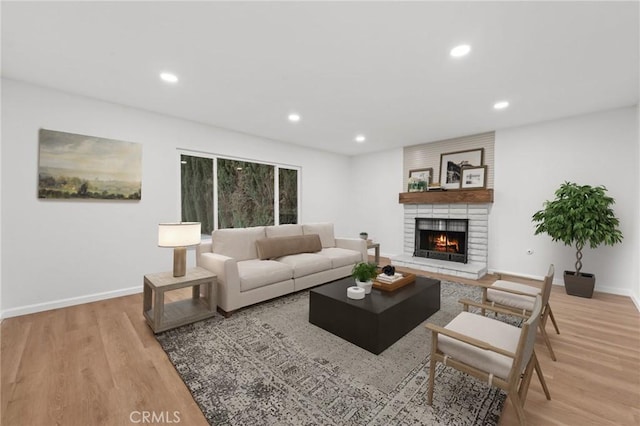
{"left": 532, "top": 182, "right": 623, "bottom": 298}
{"left": 351, "top": 262, "right": 378, "bottom": 294}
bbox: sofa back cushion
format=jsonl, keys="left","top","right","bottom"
{"left": 265, "top": 224, "right": 303, "bottom": 238}
{"left": 255, "top": 234, "right": 322, "bottom": 260}
{"left": 302, "top": 223, "right": 336, "bottom": 248}
{"left": 212, "top": 226, "right": 266, "bottom": 261}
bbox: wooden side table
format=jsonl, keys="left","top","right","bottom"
{"left": 367, "top": 241, "right": 380, "bottom": 265}
{"left": 143, "top": 267, "right": 217, "bottom": 333}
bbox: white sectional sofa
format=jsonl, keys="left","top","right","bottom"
{"left": 196, "top": 223, "right": 366, "bottom": 315}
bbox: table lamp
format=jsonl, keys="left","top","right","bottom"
{"left": 158, "top": 222, "right": 201, "bottom": 277}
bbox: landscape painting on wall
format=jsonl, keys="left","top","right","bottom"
{"left": 38, "top": 129, "right": 142, "bottom": 200}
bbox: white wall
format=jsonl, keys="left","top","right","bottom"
{"left": 349, "top": 148, "right": 405, "bottom": 258}
{"left": 636, "top": 104, "right": 640, "bottom": 309}
{"left": 490, "top": 106, "right": 639, "bottom": 297}
{"left": 0, "top": 80, "right": 3, "bottom": 320}
{"left": 1, "top": 79, "right": 352, "bottom": 317}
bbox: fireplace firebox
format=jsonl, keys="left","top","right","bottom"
{"left": 414, "top": 218, "right": 468, "bottom": 263}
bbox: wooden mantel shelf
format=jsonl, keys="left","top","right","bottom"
{"left": 399, "top": 189, "right": 493, "bottom": 204}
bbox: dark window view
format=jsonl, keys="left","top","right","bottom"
{"left": 217, "top": 158, "right": 275, "bottom": 229}
{"left": 181, "top": 154, "right": 214, "bottom": 234}
{"left": 279, "top": 168, "right": 298, "bottom": 225}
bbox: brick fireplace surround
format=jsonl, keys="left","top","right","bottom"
{"left": 392, "top": 191, "right": 492, "bottom": 280}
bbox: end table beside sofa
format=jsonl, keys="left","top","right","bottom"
{"left": 143, "top": 267, "right": 217, "bottom": 333}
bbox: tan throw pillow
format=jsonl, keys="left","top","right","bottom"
{"left": 255, "top": 234, "right": 322, "bottom": 260}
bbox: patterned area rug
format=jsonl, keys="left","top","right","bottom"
{"left": 157, "top": 281, "right": 506, "bottom": 425}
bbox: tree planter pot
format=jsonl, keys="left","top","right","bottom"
{"left": 564, "top": 271, "right": 595, "bottom": 298}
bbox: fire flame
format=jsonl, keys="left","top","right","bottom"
{"left": 432, "top": 234, "right": 459, "bottom": 253}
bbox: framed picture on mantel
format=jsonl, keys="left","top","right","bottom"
{"left": 439, "top": 148, "right": 484, "bottom": 190}
{"left": 461, "top": 165, "right": 487, "bottom": 189}
{"left": 408, "top": 168, "right": 433, "bottom": 184}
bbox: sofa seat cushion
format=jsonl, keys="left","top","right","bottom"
{"left": 255, "top": 234, "right": 322, "bottom": 260}
{"left": 318, "top": 247, "right": 362, "bottom": 268}
{"left": 237, "top": 259, "right": 293, "bottom": 292}
{"left": 303, "top": 223, "right": 336, "bottom": 248}
{"left": 487, "top": 280, "right": 539, "bottom": 311}
{"left": 438, "top": 311, "right": 520, "bottom": 380}
{"left": 265, "top": 224, "right": 303, "bottom": 238}
{"left": 276, "top": 253, "right": 332, "bottom": 278}
{"left": 212, "top": 226, "right": 265, "bottom": 261}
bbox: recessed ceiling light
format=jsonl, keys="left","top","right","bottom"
{"left": 160, "top": 72, "right": 178, "bottom": 83}
{"left": 493, "top": 101, "right": 510, "bottom": 110}
{"left": 355, "top": 135, "right": 366, "bottom": 143}
{"left": 288, "top": 113, "right": 301, "bottom": 122}
{"left": 450, "top": 44, "right": 471, "bottom": 58}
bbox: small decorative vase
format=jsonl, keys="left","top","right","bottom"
{"left": 356, "top": 280, "right": 373, "bottom": 294}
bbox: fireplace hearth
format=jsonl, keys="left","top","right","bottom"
{"left": 414, "top": 218, "right": 468, "bottom": 263}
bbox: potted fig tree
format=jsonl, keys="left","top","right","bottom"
{"left": 352, "top": 261, "right": 378, "bottom": 294}
{"left": 532, "top": 182, "right": 623, "bottom": 298}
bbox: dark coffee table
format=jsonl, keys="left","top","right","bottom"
{"left": 308, "top": 275, "right": 440, "bottom": 354}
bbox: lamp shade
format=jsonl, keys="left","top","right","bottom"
{"left": 158, "top": 222, "right": 201, "bottom": 247}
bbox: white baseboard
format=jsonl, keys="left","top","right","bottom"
{"left": 0, "top": 286, "right": 141, "bottom": 319}
{"left": 630, "top": 293, "right": 640, "bottom": 312}
{"left": 488, "top": 268, "right": 545, "bottom": 282}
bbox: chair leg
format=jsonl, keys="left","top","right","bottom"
{"left": 428, "top": 332, "right": 437, "bottom": 405}
{"left": 538, "top": 322, "right": 557, "bottom": 361}
{"left": 534, "top": 353, "right": 551, "bottom": 400}
{"left": 547, "top": 305, "right": 560, "bottom": 334}
{"left": 428, "top": 359, "right": 436, "bottom": 405}
{"left": 509, "top": 391, "right": 527, "bottom": 426}
{"left": 518, "top": 354, "right": 536, "bottom": 404}
{"left": 481, "top": 288, "right": 487, "bottom": 316}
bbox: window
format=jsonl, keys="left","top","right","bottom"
{"left": 180, "top": 153, "right": 299, "bottom": 232}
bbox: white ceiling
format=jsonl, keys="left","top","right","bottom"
{"left": 2, "top": 1, "right": 638, "bottom": 156}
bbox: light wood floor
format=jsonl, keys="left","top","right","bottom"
{"left": 2, "top": 258, "right": 639, "bottom": 425}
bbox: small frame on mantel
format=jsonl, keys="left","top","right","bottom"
{"left": 461, "top": 165, "right": 487, "bottom": 189}
{"left": 408, "top": 168, "right": 433, "bottom": 184}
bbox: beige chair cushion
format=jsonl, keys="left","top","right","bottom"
{"left": 265, "top": 224, "right": 303, "bottom": 238}
{"left": 237, "top": 259, "right": 293, "bottom": 292}
{"left": 255, "top": 234, "right": 322, "bottom": 260}
{"left": 438, "top": 311, "right": 520, "bottom": 380}
{"left": 212, "top": 226, "right": 265, "bottom": 261}
{"left": 318, "top": 247, "right": 362, "bottom": 268}
{"left": 303, "top": 223, "right": 336, "bottom": 248}
{"left": 276, "top": 253, "right": 332, "bottom": 278}
{"left": 487, "top": 280, "right": 539, "bottom": 311}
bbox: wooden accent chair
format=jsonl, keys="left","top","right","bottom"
{"left": 426, "top": 295, "right": 551, "bottom": 426}
{"left": 482, "top": 264, "right": 559, "bottom": 361}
